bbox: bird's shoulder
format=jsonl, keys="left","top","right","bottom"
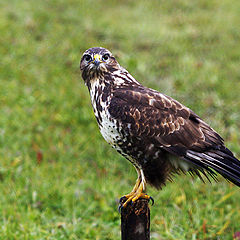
{"left": 109, "top": 84, "right": 195, "bottom": 121}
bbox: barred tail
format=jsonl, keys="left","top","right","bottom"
{"left": 186, "top": 146, "right": 240, "bottom": 187}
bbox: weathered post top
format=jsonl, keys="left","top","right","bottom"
{"left": 120, "top": 199, "right": 150, "bottom": 240}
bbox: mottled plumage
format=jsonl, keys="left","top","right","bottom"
{"left": 80, "top": 47, "right": 240, "bottom": 203}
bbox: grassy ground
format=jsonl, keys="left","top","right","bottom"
{"left": 0, "top": 0, "right": 240, "bottom": 239}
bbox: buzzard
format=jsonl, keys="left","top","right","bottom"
{"left": 80, "top": 47, "right": 240, "bottom": 207}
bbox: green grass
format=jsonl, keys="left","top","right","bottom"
{"left": 0, "top": 0, "right": 240, "bottom": 239}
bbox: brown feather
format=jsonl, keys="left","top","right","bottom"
{"left": 81, "top": 47, "right": 240, "bottom": 189}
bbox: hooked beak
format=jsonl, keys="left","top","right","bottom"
{"left": 92, "top": 54, "right": 102, "bottom": 66}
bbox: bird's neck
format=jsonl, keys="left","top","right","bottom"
{"left": 86, "top": 72, "right": 112, "bottom": 93}
{"left": 87, "top": 68, "right": 141, "bottom": 97}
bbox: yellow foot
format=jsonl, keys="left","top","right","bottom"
{"left": 122, "top": 192, "right": 152, "bottom": 208}
{"left": 119, "top": 179, "right": 154, "bottom": 210}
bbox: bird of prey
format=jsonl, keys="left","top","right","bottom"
{"left": 80, "top": 47, "right": 240, "bottom": 207}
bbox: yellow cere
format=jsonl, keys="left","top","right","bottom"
{"left": 93, "top": 54, "right": 101, "bottom": 61}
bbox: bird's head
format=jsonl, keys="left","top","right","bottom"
{"left": 80, "top": 47, "right": 120, "bottom": 83}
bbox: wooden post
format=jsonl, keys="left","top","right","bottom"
{"left": 120, "top": 198, "right": 150, "bottom": 240}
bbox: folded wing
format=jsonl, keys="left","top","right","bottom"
{"left": 109, "top": 86, "right": 240, "bottom": 186}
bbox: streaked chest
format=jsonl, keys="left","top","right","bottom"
{"left": 89, "top": 79, "right": 123, "bottom": 148}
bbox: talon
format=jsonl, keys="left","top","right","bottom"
{"left": 118, "top": 196, "right": 127, "bottom": 212}
{"left": 119, "top": 173, "right": 154, "bottom": 208}
{"left": 149, "top": 196, "right": 154, "bottom": 205}
{"left": 119, "top": 196, "right": 127, "bottom": 204}
{"left": 118, "top": 203, "right": 122, "bottom": 213}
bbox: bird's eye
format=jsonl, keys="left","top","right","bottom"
{"left": 84, "top": 54, "right": 92, "bottom": 62}
{"left": 102, "top": 54, "right": 110, "bottom": 61}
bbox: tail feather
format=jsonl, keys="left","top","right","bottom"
{"left": 186, "top": 147, "right": 240, "bottom": 187}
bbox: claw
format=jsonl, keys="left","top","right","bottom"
{"left": 119, "top": 196, "right": 127, "bottom": 203}
{"left": 118, "top": 196, "right": 127, "bottom": 212}
{"left": 121, "top": 192, "right": 153, "bottom": 208}
{"left": 149, "top": 196, "right": 154, "bottom": 205}
{"left": 118, "top": 203, "right": 122, "bottom": 213}
{"left": 118, "top": 193, "right": 154, "bottom": 211}
{"left": 118, "top": 175, "right": 154, "bottom": 210}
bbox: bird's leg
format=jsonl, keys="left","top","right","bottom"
{"left": 123, "top": 175, "right": 142, "bottom": 199}
{"left": 120, "top": 169, "right": 154, "bottom": 208}
{"left": 119, "top": 171, "right": 141, "bottom": 206}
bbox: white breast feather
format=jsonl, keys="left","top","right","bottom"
{"left": 89, "top": 79, "right": 122, "bottom": 149}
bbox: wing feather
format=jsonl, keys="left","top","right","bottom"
{"left": 110, "top": 86, "right": 222, "bottom": 151}
{"left": 109, "top": 86, "right": 240, "bottom": 186}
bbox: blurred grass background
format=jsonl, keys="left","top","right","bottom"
{"left": 0, "top": 0, "right": 240, "bottom": 239}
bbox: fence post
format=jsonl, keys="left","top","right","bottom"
{"left": 120, "top": 198, "right": 150, "bottom": 240}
